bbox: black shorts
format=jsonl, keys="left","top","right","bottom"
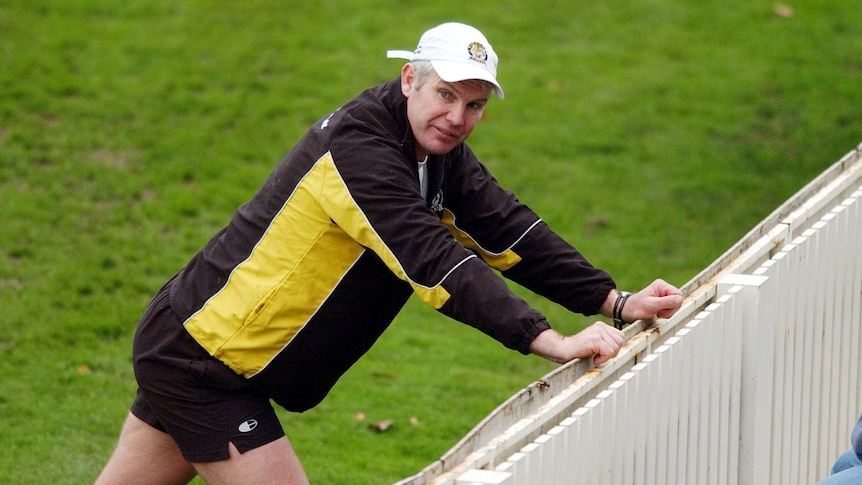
{"left": 130, "top": 280, "right": 285, "bottom": 463}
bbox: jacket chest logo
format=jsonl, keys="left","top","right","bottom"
{"left": 430, "top": 190, "right": 444, "bottom": 214}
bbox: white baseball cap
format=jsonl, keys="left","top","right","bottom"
{"left": 387, "top": 22, "right": 504, "bottom": 99}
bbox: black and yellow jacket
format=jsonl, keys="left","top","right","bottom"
{"left": 168, "top": 78, "right": 615, "bottom": 412}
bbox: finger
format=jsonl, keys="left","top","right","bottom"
{"left": 592, "top": 321, "right": 623, "bottom": 344}
{"left": 609, "top": 332, "right": 623, "bottom": 354}
{"left": 649, "top": 279, "right": 682, "bottom": 297}
{"left": 599, "top": 332, "right": 621, "bottom": 357}
{"left": 605, "top": 328, "right": 624, "bottom": 348}
{"left": 612, "top": 326, "right": 625, "bottom": 342}
{"left": 593, "top": 338, "right": 620, "bottom": 366}
{"left": 637, "top": 294, "right": 683, "bottom": 319}
{"left": 657, "top": 305, "right": 682, "bottom": 318}
{"left": 593, "top": 342, "right": 614, "bottom": 365}
{"left": 655, "top": 295, "right": 684, "bottom": 317}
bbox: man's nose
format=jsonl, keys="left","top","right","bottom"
{"left": 446, "top": 104, "right": 465, "bottom": 127}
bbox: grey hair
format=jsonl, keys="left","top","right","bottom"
{"left": 410, "top": 60, "right": 437, "bottom": 89}
{"left": 410, "top": 60, "right": 494, "bottom": 96}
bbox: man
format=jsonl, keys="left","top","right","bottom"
{"left": 96, "top": 22, "right": 683, "bottom": 484}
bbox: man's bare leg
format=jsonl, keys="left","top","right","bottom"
{"left": 96, "top": 413, "right": 197, "bottom": 485}
{"left": 192, "top": 437, "right": 309, "bottom": 485}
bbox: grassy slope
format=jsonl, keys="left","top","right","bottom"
{"left": 0, "top": 1, "right": 860, "bottom": 483}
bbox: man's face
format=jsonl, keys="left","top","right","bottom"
{"left": 401, "top": 64, "right": 491, "bottom": 161}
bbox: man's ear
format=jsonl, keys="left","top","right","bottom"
{"left": 400, "top": 63, "right": 415, "bottom": 98}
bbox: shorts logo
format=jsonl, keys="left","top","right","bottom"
{"left": 238, "top": 419, "right": 258, "bottom": 433}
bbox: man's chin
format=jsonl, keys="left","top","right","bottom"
{"left": 416, "top": 136, "right": 461, "bottom": 157}
{"left": 428, "top": 142, "right": 460, "bottom": 156}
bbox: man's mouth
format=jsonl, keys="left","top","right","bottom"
{"left": 434, "top": 125, "right": 459, "bottom": 140}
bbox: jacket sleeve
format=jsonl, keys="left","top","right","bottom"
{"left": 322, "top": 122, "right": 549, "bottom": 354}
{"left": 440, "top": 145, "right": 616, "bottom": 316}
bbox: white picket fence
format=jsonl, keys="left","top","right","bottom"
{"left": 397, "top": 143, "right": 862, "bottom": 485}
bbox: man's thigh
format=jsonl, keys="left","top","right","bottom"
{"left": 96, "top": 412, "right": 196, "bottom": 485}
{"left": 193, "top": 437, "right": 309, "bottom": 485}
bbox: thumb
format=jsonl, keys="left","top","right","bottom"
{"left": 653, "top": 294, "right": 683, "bottom": 318}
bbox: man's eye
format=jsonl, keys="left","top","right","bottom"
{"left": 439, "top": 90, "right": 450, "bottom": 99}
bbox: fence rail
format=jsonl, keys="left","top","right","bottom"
{"left": 397, "top": 142, "right": 862, "bottom": 485}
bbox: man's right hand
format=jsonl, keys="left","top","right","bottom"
{"left": 529, "top": 323, "right": 625, "bottom": 366}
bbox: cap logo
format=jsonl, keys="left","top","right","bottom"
{"left": 466, "top": 42, "right": 488, "bottom": 65}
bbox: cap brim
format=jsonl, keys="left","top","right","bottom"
{"left": 386, "top": 50, "right": 415, "bottom": 60}
{"left": 430, "top": 60, "right": 504, "bottom": 99}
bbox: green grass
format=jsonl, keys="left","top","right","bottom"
{"left": 1, "top": 0, "right": 860, "bottom": 483}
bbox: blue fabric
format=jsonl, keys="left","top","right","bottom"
{"left": 851, "top": 412, "right": 862, "bottom": 462}
{"left": 814, "top": 449, "right": 862, "bottom": 485}
{"left": 816, "top": 413, "right": 862, "bottom": 485}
